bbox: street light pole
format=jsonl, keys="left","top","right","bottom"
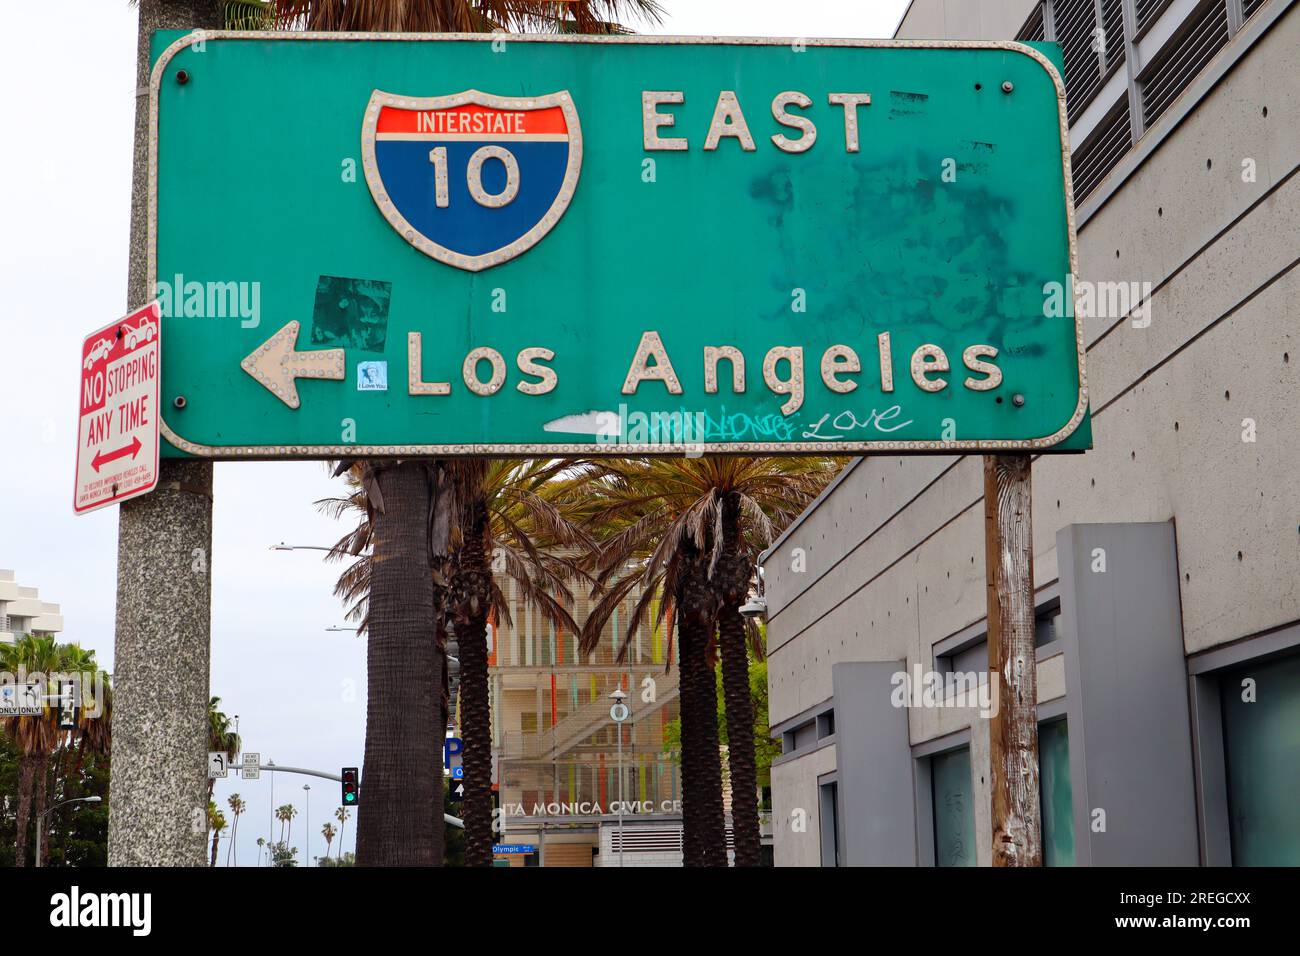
{"left": 609, "top": 687, "right": 629, "bottom": 868}
{"left": 268, "top": 758, "right": 276, "bottom": 856}
{"left": 35, "top": 796, "right": 101, "bottom": 867}
{"left": 302, "top": 784, "right": 311, "bottom": 867}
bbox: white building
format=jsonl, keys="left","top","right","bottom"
{"left": 0, "top": 569, "right": 65, "bottom": 644}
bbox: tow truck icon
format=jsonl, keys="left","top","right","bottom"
{"left": 83, "top": 337, "right": 114, "bottom": 370}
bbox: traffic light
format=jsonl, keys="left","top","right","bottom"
{"left": 341, "top": 766, "right": 359, "bottom": 807}
{"left": 57, "top": 680, "right": 77, "bottom": 731}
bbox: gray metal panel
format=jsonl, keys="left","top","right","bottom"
{"left": 1189, "top": 673, "right": 1233, "bottom": 865}
{"left": 1058, "top": 521, "right": 1200, "bottom": 864}
{"left": 831, "top": 662, "right": 918, "bottom": 865}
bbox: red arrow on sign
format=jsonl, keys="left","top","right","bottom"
{"left": 92, "top": 436, "right": 143, "bottom": 473}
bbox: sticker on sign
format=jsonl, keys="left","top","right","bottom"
{"left": 74, "top": 303, "right": 161, "bottom": 514}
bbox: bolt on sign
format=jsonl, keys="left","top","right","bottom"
{"left": 74, "top": 303, "right": 161, "bottom": 514}
{"left": 150, "top": 32, "right": 1089, "bottom": 458}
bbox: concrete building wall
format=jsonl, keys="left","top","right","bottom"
{"left": 762, "top": 2, "right": 1299, "bottom": 865}
{"left": 770, "top": 741, "right": 837, "bottom": 867}
{"left": 895, "top": 0, "right": 1038, "bottom": 40}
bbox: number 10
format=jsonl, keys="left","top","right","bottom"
{"left": 429, "top": 145, "right": 521, "bottom": 209}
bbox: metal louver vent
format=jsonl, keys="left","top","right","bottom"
{"left": 1140, "top": 0, "right": 1231, "bottom": 128}
{"left": 1052, "top": 0, "right": 1105, "bottom": 122}
{"left": 1016, "top": 2, "right": 1045, "bottom": 41}
{"left": 1101, "top": 0, "right": 1126, "bottom": 70}
{"left": 1071, "top": 97, "right": 1132, "bottom": 203}
{"left": 609, "top": 827, "right": 683, "bottom": 852}
{"left": 1136, "top": 0, "right": 1173, "bottom": 32}
{"left": 1242, "top": 0, "right": 1269, "bottom": 18}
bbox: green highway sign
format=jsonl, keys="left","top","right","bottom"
{"left": 150, "top": 32, "right": 1089, "bottom": 458}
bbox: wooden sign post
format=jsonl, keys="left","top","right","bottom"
{"left": 983, "top": 454, "right": 1043, "bottom": 866}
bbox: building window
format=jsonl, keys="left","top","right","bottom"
{"left": 931, "top": 746, "right": 975, "bottom": 867}
{"left": 1220, "top": 651, "right": 1300, "bottom": 865}
{"left": 818, "top": 781, "right": 840, "bottom": 867}
{"left": 1035, "top": 604, "right": 1062, "bottom": 648}
{"left": 816, "top": 709, "right": 835, "bottom": 739}
{"left": 1039, "top": 718, "right": 1076, "bottom": 865}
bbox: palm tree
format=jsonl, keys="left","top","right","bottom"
{"left": 282, "top": 803, "right": 298, "bottom": 844}
{"left": 287, "top": 0, "right": 664, "bottom": 868}
{"left": 36, "top": 642, "right": 112, "bottom": 866}
{"left": 323, "top": 460, "right": 595, "bottom": 865}
{"left": 256, "top": 836, "right": 266, "bottom": 866}
{"left": 206, "top": 697, "right": 240, "bottom": 800}
{"left": 226, "top": 793, "right": 246, "bottom": 866}
{"left": 318, "top": 458, "right": 444, "bottom": 866}
{"left": 575, "top": 457, "right": 841, "bottom": 865}
{"left": 450, "top": 459, "right": 596, "bottom": 865}
{"left": 207, "top": 801, "right": 227, "bottom": 867}
{"left": 0, "top": 635, "right": 89, "bottom": 867}
{"left": 334, "top": 805, "right": 350, "bottom": 859}
{"left": 275, "top": 803, "right": 296, "bottom": 843}
{"left": 322, "top": 821, "right": 337, "bottom": 860}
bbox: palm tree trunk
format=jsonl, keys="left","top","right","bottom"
{"left": 454, "top": 487, "right": 494, "bottom": 867}
{"left": 39, "top": 754, "right": 57, "bottom": 867}
{"left": 717, "top": 492, "right": 762, "bottom": 866}
{"left": 676, "top": 541, "right": 727, "bottom": 866}
{"left": 14, "top": 754, "right": 40, "bottom": 867}
{"left": 210, "top": 829, "right": 219, "bottom": 867}
{"left": 356, "top": 461, "right": 442, "bottom": 866}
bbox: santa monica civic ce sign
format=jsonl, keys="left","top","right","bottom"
{"left": 149, "top": 32, "right": 1089, "bottom": 458}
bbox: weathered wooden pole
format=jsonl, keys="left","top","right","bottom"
{"left": 983, "top": 454, "right": 1042, "bottom": 866}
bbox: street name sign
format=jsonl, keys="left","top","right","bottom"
{"left": 75, "top": 303, "right": 161, "bottom": 513}
{"left": 150, "top": 32, "right": 1088, "bottom": 457}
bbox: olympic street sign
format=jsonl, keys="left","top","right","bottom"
{"left": 149, "top": 32, "right": 1089, "bottom": 458}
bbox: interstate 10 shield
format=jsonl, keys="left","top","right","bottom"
{"left": 362, "top": 90, "right": 582, "bottom": 272}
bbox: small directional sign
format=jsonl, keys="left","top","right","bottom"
{"left": 0, "top": 683, "right": 42, "bottom": 716}
{"left": 207, "top": 752, "right": 229, "bottom": 779}
{"left": 449, "top": 779, "right": 466, "bottom": 802}
{"left": 444, "top": 736, "right": 463, "bottom": 778}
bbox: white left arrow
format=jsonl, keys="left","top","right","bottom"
{"left": 240, "top": 320, "right": 346, "bottom": 409}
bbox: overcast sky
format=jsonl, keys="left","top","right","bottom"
{"left": 0, "top": 0, "right": 908, "bottom": 866}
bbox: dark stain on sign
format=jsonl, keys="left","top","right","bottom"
{"left": 889, "top": 90, "right": 930, "bottom": 119}
{"left": 310, "top": 275, "right": 392, "bottom": 353}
